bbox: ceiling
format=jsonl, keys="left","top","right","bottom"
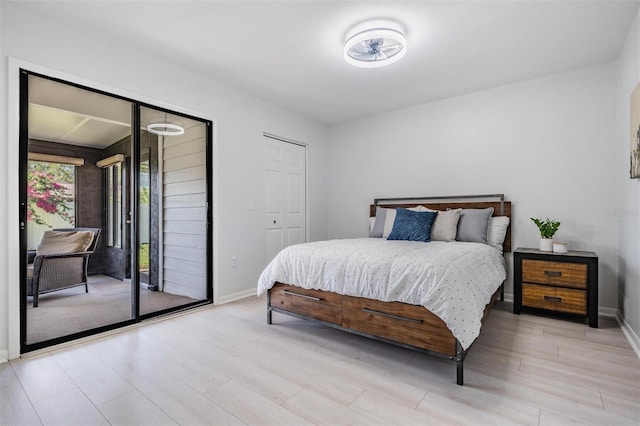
{"left": 28, "top": 75, "right": 203, "bottom": 149}
{"left": 16, "top": 1, "right": 640, "bottom": 125}
{"left": 28, "top": 76, "right": 132, "bottom": 149}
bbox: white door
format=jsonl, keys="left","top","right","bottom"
{"left": 265, "top": 137, "right": 306, "bottom": 261}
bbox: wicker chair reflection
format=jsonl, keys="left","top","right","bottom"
{"left": 27, "top": 228, "right": 101, "bottom": 307}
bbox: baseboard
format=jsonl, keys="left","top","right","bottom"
{"left": 215, "top": 288, "right": 256, "bottom": 305}
{"left": 503, "top": 294, "right": 637, "bottom": 358}
{"left": 616, "top": 311, "right": 640, "bottom": 359}
{"left": 0, "top": 349, "right": 8, "bottom": 363}
{"left": 598, "top": 306, "right": 617, "bottom": 318}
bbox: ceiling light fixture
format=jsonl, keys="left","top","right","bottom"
{"left": 147, "top": 123, "right": 184, "bottom": 136}
{"left": 344, "top": 27, "right": 407, "bottom": 68}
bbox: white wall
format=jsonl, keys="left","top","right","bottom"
{"left": 327, "top": 63, "right": 619, "bottom": 308}
{"left": 0, "top": 3, "right": 328, "bottom": 359}
{"left": 0, "top": 1, "right": 7, "bottom": 363}
{"left": 616, "top": 9, "right": 640, "bottom": 352}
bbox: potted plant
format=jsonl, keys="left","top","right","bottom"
{"left": 530, "top": 217, "right": 560, "bottom": 252}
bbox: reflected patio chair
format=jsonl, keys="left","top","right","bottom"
{"left": 26, "top": 228, "right": 101, "bottom": 307}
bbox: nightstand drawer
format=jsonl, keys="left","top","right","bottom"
{"left": 522, "top": 283, "right": 586, "bottom": 315}
{"left": 522, "top": 259, "right": 587, "bottom": 289}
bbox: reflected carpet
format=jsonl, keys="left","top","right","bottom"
{"left": 26, "top": 275, "right": 199, "bottom": 344}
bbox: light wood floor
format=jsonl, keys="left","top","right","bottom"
{"left": 2, "top": 296, "right": 639, "bottom": 425}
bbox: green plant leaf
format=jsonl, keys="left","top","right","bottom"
{"left": 531, "top": 217, "right": 560, "bottom": 238}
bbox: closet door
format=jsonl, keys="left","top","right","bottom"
{"left": 264, "top": 136, "right": 307, "bottom": 261}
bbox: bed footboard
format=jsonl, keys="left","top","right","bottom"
{"left": 266, "top": 282, "right": 502, "bottom": 386}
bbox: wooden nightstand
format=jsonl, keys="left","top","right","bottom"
{"left": 513, "top": 247, "right": 598, "bottom": 327}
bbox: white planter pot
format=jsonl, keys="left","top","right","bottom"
{"left": 539, "top": 238, "right": 554, "bottom": 252}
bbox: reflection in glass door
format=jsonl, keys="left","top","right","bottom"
{"left": 22, "top": 73, "right": 135, "bottom": 348}
{"left": 138, "top": 107, "right": 209, "bottom": 316}
{"left": 20, "top": 71, "right": 212, "bottom": 353}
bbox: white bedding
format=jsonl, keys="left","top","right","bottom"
{"left": 257, "top": 238, "right": 507, "bottom": 350}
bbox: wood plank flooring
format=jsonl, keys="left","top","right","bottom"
{"left": 2, "top": 297, "right": 638, "bottom": 425}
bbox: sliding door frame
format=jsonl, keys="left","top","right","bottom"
{"left": 135, "top": 101, "right": 214, "bottom": 319}
{"left": 17, "top": 68, "right": 214, "bottom": 353}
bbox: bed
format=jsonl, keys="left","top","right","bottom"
{"left": 258, "top": 194, "right": 512, "bottom": 385}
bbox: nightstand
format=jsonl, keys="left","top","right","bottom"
{"left": 513, "top": 247, "right": 598, "bottom": 327}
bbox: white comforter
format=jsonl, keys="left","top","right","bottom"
{"left": 257, "top": 238, "right": 506, "bottom": 350}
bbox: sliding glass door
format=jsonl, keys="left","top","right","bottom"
{"left": 19, "top": 71, "right": 212, "bottom": 353}
{"left": 137, "top": 106, "right": 210, "bottom": 316}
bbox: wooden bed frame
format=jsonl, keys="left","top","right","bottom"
{"left": 266, "top": 194, "right": 512, "bottom": 385}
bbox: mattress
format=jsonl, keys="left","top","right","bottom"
{"left": 258, "top": 238, "right": 506, "bottom": 349}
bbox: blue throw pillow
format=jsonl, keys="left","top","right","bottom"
{"left": 387, "top": 209, "right": 437, "bottom": 242}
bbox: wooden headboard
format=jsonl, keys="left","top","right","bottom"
{"left": 370, "top": 194, "right": 512, "bottom": 253}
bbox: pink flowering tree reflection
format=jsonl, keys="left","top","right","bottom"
{"left": 27, "top": 165, "right": 74, "bottom": 227}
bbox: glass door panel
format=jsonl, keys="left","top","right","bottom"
{"left": 23, "top": 73, "right": 135, "bottom": 348}
{"left": 20, "top": 72, "right": 212, "bottom": 353}
{"left": 138, "top": 106, "right": 209, "bottom": 315}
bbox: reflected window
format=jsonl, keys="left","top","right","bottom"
{"left": 26, "top": 160, "right": 75, "bottom": 249}
{"left": 139, "top": 154, "right": 150, "bottom": 272}
{"left": 106, "top": 162, "right": 122, "bottom": 248}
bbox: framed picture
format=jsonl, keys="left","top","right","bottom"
{"left": 631, "top": 82, "right": 640, "bottom": 178}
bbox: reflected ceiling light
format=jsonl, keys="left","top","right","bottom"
{"left": 147, "top": 123, "right": 184, "bottom": 136}
{"left": 344, "top": 27, "right": 407, "bottom": 68}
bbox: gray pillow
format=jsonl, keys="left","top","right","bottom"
{"left": 455, "top": 207, "right": 494, "bottom": 244}
{"left": 370, "top": 206, "right": 389, "bottom": 238}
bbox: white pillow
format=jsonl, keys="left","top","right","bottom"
{"left": 382, "top": 209, "right": 397, "bottom": 238}
{"left": 487, "top": 216, "right": 510, "bottom": 253}
{"left": 369, "top": 216, "right": 376, "bottom": 234}
{"left": 424, "top": 208, "right": 461, "bottom": 242}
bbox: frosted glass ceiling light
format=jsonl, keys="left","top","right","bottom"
{"left": 147, "top": 123, "right": 184, "bottom": 136}
{"left": 344, "top": 27, "right": 406, "bottom": 68}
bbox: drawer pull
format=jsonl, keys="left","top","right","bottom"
{"left": 544, "top": 295, "right": 562, "bottom": 303}
{"left": 282, "top": 290, "right": 322, "bottom": 302}
{"left": 362, "top": 308, "right": 423, "bottom": 324}
{"left": 544, "top": 270, "right": 562, "bottom": 277}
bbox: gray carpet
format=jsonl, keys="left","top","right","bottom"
{"left": 27, "top": 275, "right": 198, "bottom": 344}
